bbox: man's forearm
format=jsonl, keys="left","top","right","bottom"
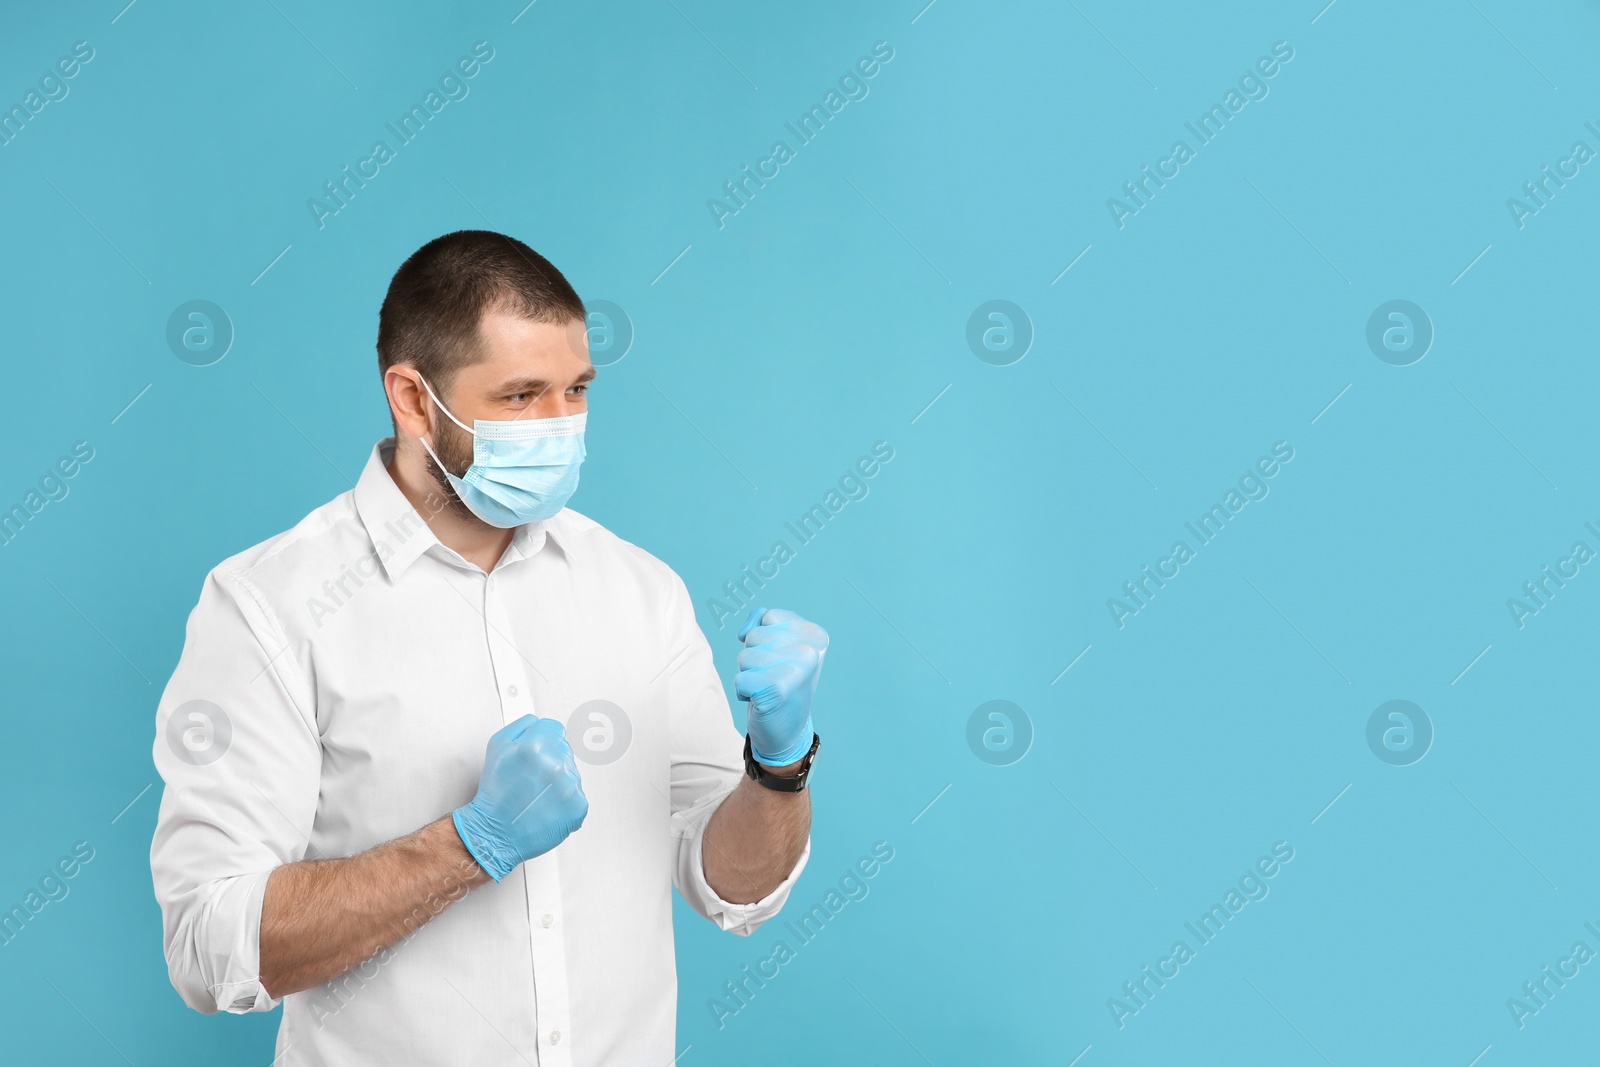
{"left": 259, "top": 816, "right": 490, "bottom": 998}
{"left": 701, "top": 762, "right": 811, "bottom": 904}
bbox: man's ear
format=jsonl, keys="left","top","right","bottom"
{"left": 385, "top": 367, "right": 431, "bottom": 441}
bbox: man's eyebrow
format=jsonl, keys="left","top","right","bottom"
{"left": 495, "top": 368, "right": 597, "bottom": 394}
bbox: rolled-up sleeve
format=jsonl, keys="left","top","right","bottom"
{"left": 149, "top": 567, "right": 320, "bottom": 1014}
{"left": 662, "top": 575, "right": 809, "bottom": 936}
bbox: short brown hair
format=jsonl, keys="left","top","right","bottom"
{"left": 377, "top": 230, "right": 586, "bottom": 396}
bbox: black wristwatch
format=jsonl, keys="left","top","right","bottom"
{"left": 744, "top": 732, "right": 821, "bottom": 793}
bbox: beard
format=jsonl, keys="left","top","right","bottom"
{"left": 423, "top": 409, "right": 482, "bottom": 523}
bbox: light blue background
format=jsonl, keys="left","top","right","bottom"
{"left": 1, "top": 0, "right": 1595, "bottom": 1063}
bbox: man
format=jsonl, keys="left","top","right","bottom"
{"left": 150, "top": 230, "right": 827, "bottom": 1065}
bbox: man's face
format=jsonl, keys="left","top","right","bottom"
{"left": 423, "top": 308, "right": 594, "bottom": 514}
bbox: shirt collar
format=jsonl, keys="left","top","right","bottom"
{"left": 353, "top": 438, "right": 569, "bottom": 581}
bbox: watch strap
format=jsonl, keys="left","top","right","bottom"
{"left": 744, "top": 732, "right": 820, "bottom": 792}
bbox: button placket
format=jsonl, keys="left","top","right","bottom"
{"left": 481, "top": 569, "right": 533, "bottom": 728}
{"left": 521, "top": 851, "right": 573, "bottom": 1066}
{"left": 483, "top": 562, "right": 573, "bottom": 1064}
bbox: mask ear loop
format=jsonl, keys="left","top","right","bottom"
{"left": 417, "top": 374, "right": 477, "bottom": 433}
{"left": 417, "top": 431, "right": 455, "bottom": 480}
{"left": 414, "top": 374, "right": 478, "bottom": 489}
{"left": 415, "top": 374, "right": 478, "bottom": 472}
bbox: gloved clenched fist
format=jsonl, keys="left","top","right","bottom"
{"left": 453, "top": 715, "right": 589, "bottom": 882}
{"left": 735, "top": 607, "right": 828, "bottom": 766}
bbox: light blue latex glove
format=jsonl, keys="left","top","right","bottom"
{"left": 453, "top": 714, "right": 589, "bottom": 882}
{"left": 735, "top": 607, "right": 828, "bottom": 766}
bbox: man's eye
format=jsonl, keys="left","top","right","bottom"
{"left": 507, "top": 392, "right": 532, "bottom": 404}
{"left": 568, "top": 384, "right": 588, "bottom": 397}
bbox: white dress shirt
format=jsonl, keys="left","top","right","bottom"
{"left": 150, "top": 438, "right": 808, "bottom": 1066}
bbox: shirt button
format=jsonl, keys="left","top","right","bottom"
{"left": 487, "top": 577, "right": 497, "bottom": 592}
{"left": 506, "top": 684, "right": 518, "bottom": 697}
{"left": 541, "top": 913, "right": 553, "bottom": 928}
{"left": 549, "top": 1031, "right": 561, "bottom": 1045}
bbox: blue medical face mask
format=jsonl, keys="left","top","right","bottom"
{"left": 416, "top": 375, "right": 587, "bottom": 528}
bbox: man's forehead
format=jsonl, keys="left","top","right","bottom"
{"left": 471, "top": 314, "right": 592, "bottom": 381}
{"left": 480, "top": 307, "right": 586, "bottom": 343}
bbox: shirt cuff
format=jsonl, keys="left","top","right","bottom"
{"left": 674, "top": 793, "right": 811, "bottom": 937}
{"left": 165, "top": 870, "right": 280, "bottom": 1015}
